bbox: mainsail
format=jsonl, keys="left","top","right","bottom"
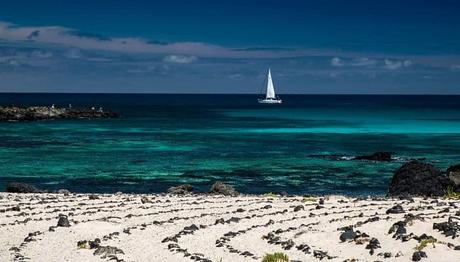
{"left": 258, "top": 68, "right": 282, "bottom": 103}
{"left": 266, "top": 69, "right": 276, "bottom": 99}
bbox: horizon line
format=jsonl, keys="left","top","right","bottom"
{"left": 1, "top": 92, "right": 460, "bottom": 96}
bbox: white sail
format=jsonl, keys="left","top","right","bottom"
{"left": 258, "top": 68, "right": 282, "bottom": 103}
{"left": 266, "top": 69, "right": 276, "bottom": 99}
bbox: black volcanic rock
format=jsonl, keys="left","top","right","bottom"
{"left": 340, "top": 229, "right": 357, "bottom": 242}
{"left": 6, "top": 182, "right": 42, "bottom": 193}
{"left": 412, "top": 251, "right": 427, "bottom": 261}
{"left": 447, "top": 164, "right": 460, "bottom": 188}
{"left": 209, "top": 182, "right": 238, "bottom": 196}
{"left": 168, "top": 184, "right": 194, "bottom": 195}
{"left": 388, "top": 161, "right": 455, "bottom": 197}
{"left": 293, "top": 205, "right": 304, "bottom": 212}
{"left": 0, "top": 106, "right": 118, "bottom": 122}
{"left": 386, "top": 204, "right": 405, "bottom": 214}
{"left": 355, "top": 152, "right": 392, "bottom": 161}
{"left": 57, "top": 214, "right": 70, "bottom": 227}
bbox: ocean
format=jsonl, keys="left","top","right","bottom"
{"left": 1, "top": 93, "right": 459, "bottom": 195}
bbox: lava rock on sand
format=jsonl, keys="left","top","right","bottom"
{"left": 5, "top": 182, "right": 43, "bottom": 193}
{"left": 209, "top": 182, "right": 239, "bottom": 196}
{"left": 388, "top": 160, "right": 455, "bottom": 196}
{"left": 57, "top": 214, "right": 70, "bottom": 227}
{"left": 167, "top": 184, "right": 194, "bottom": 195}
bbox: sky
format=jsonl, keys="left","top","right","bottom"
{"left": 0, "top": 0, "right": 460, "bottom": 94}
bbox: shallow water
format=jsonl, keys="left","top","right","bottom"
{"left": 1, "top": 94, "right": 459, "bottom": 195}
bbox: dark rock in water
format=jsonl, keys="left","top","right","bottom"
{"left": 388, "top": 160, "right": 455, "bottom": 196}
{"left": 412, "top": 251, "right": 427, "bottom": 261}
{"left": 167, "top": 184, "right": 193, "bottom": 195}
{"left": 386, "top": 204, "right": 405, "bottom": 214}
{"left": 209, "top": 182, "right": 238, "bottom": 196}
{"left": 0, "top": 106, "right": 118, "bottom": 122}
{"left": 279, "top": 191, "right": 288, "bottom": 196}
{"left": 57, "top": 214, "right": 70, "bottom": 227}
{"left": 447, "top": 164, "right": 460, "bottom": 188}
{"left": 355, "top": 152, "right": 392, "bottom": 161}
{"left": 6, "top": 182, "right": 42, "bottom": 193}
{"left": 340, "top": 229, "right": 357, "bottom": 242}
{"left": 57, "top": 189, "right": 71, "bottom": 195}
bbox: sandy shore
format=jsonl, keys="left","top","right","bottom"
{"left": 0, "top": 192, "right": 459, "bottom": 262}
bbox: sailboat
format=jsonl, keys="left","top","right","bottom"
{"left": 258, "top": 68, "right": 282, "bottom": 104}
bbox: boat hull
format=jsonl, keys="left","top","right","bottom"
{"left": 258, "top": 98, "right": 282, "bottom": 104}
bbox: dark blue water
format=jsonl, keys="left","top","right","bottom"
{"left": 1, "top": 93, "right": 460, "bottom": 195}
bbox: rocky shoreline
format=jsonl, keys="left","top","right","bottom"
{"left": 5, "top": 157, "right": 460, "bottom": 197}
{"left": 1, "top": 192, "right": 459, "bottom": 262}
{"left": 0, "top": 106, "right": 118, "bottom": 122}
{"left": 1, "top": 159, "right": 460, "bottom": 261}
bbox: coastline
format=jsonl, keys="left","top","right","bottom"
{"left": 1, "top": 192, "right": 459, "bottom": 261}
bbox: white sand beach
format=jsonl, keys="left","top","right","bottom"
{"left": 1, "top": 192, "right": 459, "bottom": 262}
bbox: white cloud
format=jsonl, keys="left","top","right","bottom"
{"left": 403, "top": 60, "right": 412, "bottom": 67}
{"left": 163, "top": 55, "right": 197, "bottom": 64}
{"left": 331, "top": 57, "right": 343, "bottom": 66}
{"left": 0, "top": 21, "right": 331, "bottom": 59}
{"left": 384, "top": 59, "right": 412, "bottom": 70}
{"left": 30, "top": 50, "right": 53, "bottom": 58}
{"left": 332, "top": 57, "right": 378, "bottom": 67}
{"left": 351, "top": 57, "right": 377, "bottom": 67}
{"left": 65, "top": 48, "right": 82, "bottom": 59}
{"left": 384, "top": 59, "right": 402, "bottom": 70}
{"left": 8, "top": 59, "right": 20, "bottom": 66}
{"left": 229, "top": 73, "right": 243, "bottom": 80}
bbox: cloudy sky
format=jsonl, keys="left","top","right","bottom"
{"left": 1, "top": 0, "right": 459, "bottom": 94}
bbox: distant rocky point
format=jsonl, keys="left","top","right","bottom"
{"left": 0, "top": 106, "right": 118, "bottom": 121}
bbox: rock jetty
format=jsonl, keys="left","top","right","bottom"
{"left": 0, "top": 106, "right": 118, "bottom": 122}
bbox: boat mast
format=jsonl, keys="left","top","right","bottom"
{"left": 266, "top": 68, "right": 276, "bottom": 99}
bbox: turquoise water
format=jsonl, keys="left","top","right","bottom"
{"left": 1, "top": 94, "right": 459, "bottom": 195}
